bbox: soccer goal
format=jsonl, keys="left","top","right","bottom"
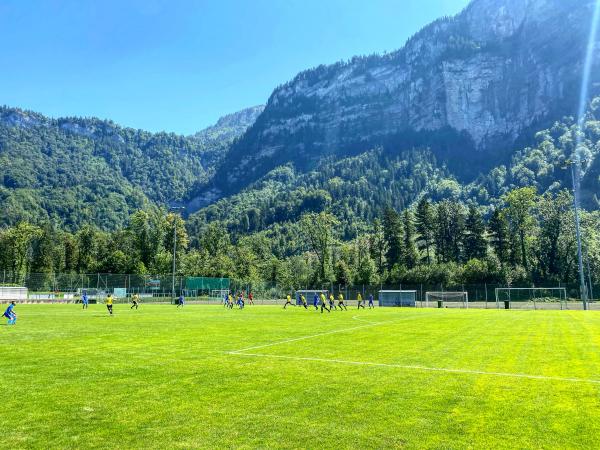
{"left": 210, "top": 289, "right": 230, "bottom": 302}
{"left": 494, "top": 287, "right": 567, "bottom": 310}
{"left": 378, "top": 290, "right": 417, "bottom": 307}
{"left": 425, "top": 291, "right": 469, "bottom": 308}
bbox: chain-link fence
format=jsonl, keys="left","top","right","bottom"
{"left": 0, "top": 270, "right": 597, "bottom": 309}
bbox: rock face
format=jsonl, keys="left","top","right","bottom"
{"left": 208, "top": 0, "right": 599, "bottom": 197}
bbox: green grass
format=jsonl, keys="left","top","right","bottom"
{"left": 2, "top": 304, "right": 600, "bottom": 449}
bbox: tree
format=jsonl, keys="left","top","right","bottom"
{"left": 464, "top": 205, "right": 487, "bottom": 261}
{"left": 415, "top": 198, "right": 435, "bottom": 264}
{"left": 199, "top": 222, "right": 230, "bottom": 258}
{"left": 536, "top": 190, "right": 575, "bottom": 281}
{"left": 402, "top": 210, "right": 418, "bottom": 269}
{"left": 382, "top": 207, "right": 403, "bottom": 269}
{"left": 488, "top": 208, "right": 509, "bottom": 269}
{"left": 502, "top": 187, "right": 537, "bottom": 271}
{"left": 370, "top": 218, "right": 387, "bottom": 276}
{"left": 299, "top": 212, "right": 338, "bottom": 283}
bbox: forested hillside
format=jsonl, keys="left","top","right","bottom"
{"left": 0, "top": 105, "right": 263, "bottom": 230}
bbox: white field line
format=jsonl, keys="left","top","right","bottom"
{"left": 229, "top": 321, "right": 385, "bottom": 354}
{"left": 228, "top": 311, "right": 440, "bottom": 354}
{"left": 229, "top": 352, "right": 600, "bottom": 385}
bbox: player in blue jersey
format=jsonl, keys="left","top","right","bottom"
{"left": 313, "top": 293, "right": 319, "bottom": 310}
{"left": 368, "top": 294, "right": 375, "bottom": 309}
{"left": 3, "top": 301, "right": 17, "bottom": 325}
{"left": 82, "top": 292, "right": 89, "bottom": 310}
{"left": 177, "top": 294, "right": 185, "bottom": 308}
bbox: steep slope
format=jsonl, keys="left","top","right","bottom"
{"left": 201, "top": 0, "right": 598, "bottom": 202}
{"left": 0, "top": 106, "right": 263, "bottom": 229}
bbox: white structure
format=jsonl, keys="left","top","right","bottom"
{"left": 425, "top": 291, "right": 469, "bottom": 308}
{"left": 0, "top": 287, "right": 28, "bottom": 301}
{"left": 378, "top": 290, "right": 417, "bottom": 307}
{"left": 210, "top": 289, "right": 230, "bottom": 301}
{"left": 494, "top": 287, "right": 567, "bottom": 309}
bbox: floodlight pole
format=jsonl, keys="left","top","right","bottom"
{"left": 570, "top": 162, "right": 589, "bottom": 310}
{"left": 169, "top": 206, "right": 185, "bottom": 303}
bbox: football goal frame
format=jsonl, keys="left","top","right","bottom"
{"left": 378, "top": 290, "right": 417, "bottom": 307}
{"left": 210, "top": 289, "right": 230, "bottom": 302}
{"left": 425, "top": 291, "right": 469, "bottom": 308}
{"left": 494, "top": 287, "right": 567, "bottom": 310}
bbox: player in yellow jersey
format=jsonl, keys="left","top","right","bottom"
{"left": 283, "top": 294, "right": 294, "bottom": 309}
{"left": 300, "top": 294, "right": 308, "bottom": 309}
{"left": 357, "top": 293, "right": 364, "bottom": 309}
{"left": 131, "top": 293, "right": 140, "bottom": 310}
{"left": 105, "top": 294, "right": 114, "bottom": 315}
{"left": 337, "top": 293, "right": 347, "bottom": 311}
{"left": 228, "top": 294, "right": 234, "bottom": 309}
{"left": 329, "top": 293, "right": 336, "bottom": 310}
{"left": 320, "top": 293, "right": 330, "bottom": 313}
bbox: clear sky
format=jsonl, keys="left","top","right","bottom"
{"left": 0, "top": 0, "right": 471, "bottom": 134}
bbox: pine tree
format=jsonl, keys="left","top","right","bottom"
{"left": 402, "top": 210, "right": 418, "bottom": 269}
{"left": 382, "top": 207, "right": 404, "bottom": 269}
{"left": 415, "top": 198, "right": 435, "bottom": 264}
{"left": 464, "top": 205, "right": 487, "bottom": 261}
{"left": 488, "top": 208, "right": 509, "bottom": 269}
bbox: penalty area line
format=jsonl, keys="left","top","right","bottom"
{"left": 228, "top": 352, "right": 600, "bottom": 385}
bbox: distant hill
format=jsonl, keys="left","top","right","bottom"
{"left": 0, "top": 105, "right": 263, "bottom": 230}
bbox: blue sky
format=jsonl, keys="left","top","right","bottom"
{"left": 0, "top": 0, "right": 471, "bottom": 134}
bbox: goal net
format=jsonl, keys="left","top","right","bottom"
{"left": 495, "top": 287, "right": 567, "bottom": 309}
{"left": 425, "top": 291, "right": 469, "bottom": 308}
{"left": 378, "top": 290, "right": 416, "bottom": 307}
{"left": 210, "top": 289, "right": 230, "bottom": 302}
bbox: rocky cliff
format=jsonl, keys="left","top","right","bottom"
{"left": 205, "top": 0, "right": 599, "bottom": 199}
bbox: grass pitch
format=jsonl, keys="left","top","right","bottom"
{"left": 2, "top": 304, "right": 600, "bottom": 449}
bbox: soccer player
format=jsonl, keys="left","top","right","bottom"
{"left": 338, "top": 293, "right": 347, "bottom": 311}
{"left": 131, "top": 293, "right": 140, "bottom": 309}
{"left": 357, "top": 293, "right": 364, "bottom": 309}
{"left": 82, "top": 292, "right": 89, "bottom": 310}
{"left": 283, "top": 294, "right": 294, "bottom": 309}
{"left": 223, "top": 293, "right": 229, "bottom": 307}
{"left": 3, "top": 301, "right": 17, "bottom": 325}
{"left": 248, "top": 291, "right": 254, "bottom": 305}
{"left": 300, "top": 294, "right": 308, "bottom": 309}
{"left": 313, "top": 293, "right": 319, "bottom": 310}
{"left": 320, "top": 293, "right": 330, "bottom": 313}
{"left": 106, "top": 294, "right": 114, "bottom": 315}
{"left": 228, "top": 294, "right": 234, "bottom": 309}
{"left": 368, "top": 293, "right": 375, "bottom": 309}
{"left": 238, "top": 292, "right": 244, "bottom": 309}
{"left": 177, "top": 294, "right": 185, "bottom": 308}
{"left": 329, "top": 293, "right": 336, "bottom": 310}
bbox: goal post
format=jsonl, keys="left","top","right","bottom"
{"left": 378, "top": 290, "right": 417, "bottom": 307}
{"left": 425, "top": 291, "right": 469, "bottom": 308}
{"left": 210, "top": 289, "right": 230, "bottom": 302}
{"left": 494, "top": 287, "right": 567, "bottom": 309}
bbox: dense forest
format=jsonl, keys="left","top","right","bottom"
{"left": 1, "top": 185, "right": 598, "bottom": 295}
{"left": 0, "top": 106, "right": 263, "bottom": 230}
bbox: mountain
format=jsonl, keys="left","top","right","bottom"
{"left": 198, "top": 0, "right": 598, "bottom": 204}
{"left": 3, "top": 0, "right": 600, "bottom": 238}
{"left": 0, "top": 105, "right": 263, "bottom": 230}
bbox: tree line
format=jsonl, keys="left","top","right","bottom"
{"left": 1, "top": 187, "right": 598, "bottom": 292}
